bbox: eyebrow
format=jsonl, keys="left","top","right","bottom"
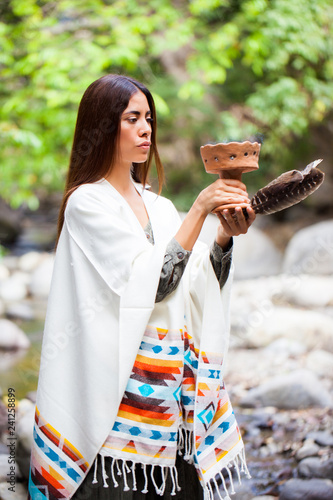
{"left": 123, "top": 110, "right": 151, "bottom": 116}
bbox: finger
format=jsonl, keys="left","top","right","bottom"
{"left": 218, "top": 179, "right": 248, "bottom": 191}
{"left": 233, "top": 206, "right": 249, "bottom": 233}
{"left": 221, "top": 209, "right": 241, "bottom": 233}
{"left": 216, "top": 182, "right": 250, "bottom": 197}
{"left": 212, "top": 201, "right": 250, "bottom": 213}
{"left": 244, "top": 206, "right": 256, "bottom": 224}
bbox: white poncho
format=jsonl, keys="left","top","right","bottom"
{"left": 28, "top": 179, "right": 249, "bottom": 500}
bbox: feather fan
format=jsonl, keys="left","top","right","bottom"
{"left": 250, "top": 159, "right": 324, "bottom": 215}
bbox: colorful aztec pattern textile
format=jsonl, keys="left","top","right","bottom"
{"left": 28, "top": 408, "right": 89, "bottom": 500}
{"left": 99, "top": 324, "right": 249, "bottom": 498}
{"left": 28, "top": 324, "right": 248, "bottom": 500}
{"left": 101, "top": 325, "right": 184, "bottom": 465}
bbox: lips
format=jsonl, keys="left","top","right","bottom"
{"left": 138, "top": 142, "right": 151, "bottom": 148}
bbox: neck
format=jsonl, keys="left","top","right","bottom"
{"left": 105, "top": 162, "right": 134, "bottom": 195}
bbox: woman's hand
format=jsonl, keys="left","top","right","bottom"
{"left": 174, "top": 178, "right": 254, "bottom": 252}
{"left": 215, "top": 206, "right": 256, "bottom": 249}
{"left": 195, "top": 178, "right": 251, "bottom": 216}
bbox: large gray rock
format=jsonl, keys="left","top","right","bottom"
{"left": 296, "top": 440, "right": 321, "bottom": 461}
{"left": 235, "top": 306, "right": 333, "bottom": 351}
{"left": 18, "top": 251, "right": 44, "bottom": 273}
{"left": 252, "top": 497, "right": 276, "bottom": 500}
{"left": 194, "top": 214, "right": 282, "bottom": 279}
{"left": 0, "top": 271, "right": 30, "bottom": 302}
{"left": 279, "top": 478, "right": 333, "bottom": 500}
{"left": 0, "top": 256, "right": 18, "bottom": 272}
{"left": 239, "top": 370, "right": 333, "bottom": 409}
{"left": 298, "top": 457, "right": 333, "bottom": 479}
{"left": 306, "top": 431, "right": 333, "bottom": 447}
{"left": 0, "top": 263, "right": 10, "bottom": 281}
{"left": 233, "top": 226, "right": 282, "bottom": 279}
{"left": 29, "top": 253, "right": 54, "bottom": 298}
{"left": 305, "top": 350, "right": 333, "bottom": 379}
{"left": 283, "top": 220, "right": 333, "bottom": 275}
{"left": 0, "top": 319, "right": 30, "bottom": 349}
{"left": 279, "top": 275, "right": 333, "bottom": 308}
{"left": 224, "top": 346, "right": 301, "bottom": 390}
{"left": 6, "top": 302, "right": 35, "bottom": 321}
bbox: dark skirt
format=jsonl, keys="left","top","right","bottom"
{"left": 72, "top": 454, "right": 204, "bottom": 500}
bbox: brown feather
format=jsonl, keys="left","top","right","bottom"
{"left": 250, "top": 159, "right": 324, "bottom": 215}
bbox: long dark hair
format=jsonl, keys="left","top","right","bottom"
{"left": 56, "top": 74, "right": 164, "bottom": 247}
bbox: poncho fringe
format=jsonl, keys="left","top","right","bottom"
{"left": 92, "top": 428, "right": 251, "bottom": 498}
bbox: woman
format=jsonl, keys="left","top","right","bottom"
{"left": 28, "top": 74, "right": 255, "bottom": 500}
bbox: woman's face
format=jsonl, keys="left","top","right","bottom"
{"left": 118, "top": 90, "right": 152, "bottom": 167}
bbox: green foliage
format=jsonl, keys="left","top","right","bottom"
{"left": 1, "top": 0, "right": 332, "bottom": 210}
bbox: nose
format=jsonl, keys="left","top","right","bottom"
{"left": 139, "top": 119, "right": 151, "bottom": 137}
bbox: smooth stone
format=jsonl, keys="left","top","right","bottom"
{"left": 305, "top": 350, "right": 333, "bottom": 378}
{"left": 298, "top": 456, "right": 333, "bottom": 479}
{"left": 0, "top": 274, "right": 28, "bottom": 302}
{"left": 225, "top": 347, "right": 301, "bottom": 389}
{"left": 252, "top": 495, "right": 276, "bottom": 500}
{"left": 296, "top": 439, "right": 321, "bottom": 461}
{"left": 279, "top": 478, "right": 333, "bottom": 500}
{"left": 6, "top": 302, "right": 35, "bottom": 321}
{"left": 264, "top": 338, "right": 307, "bottom": 357}
{"left": 0, "top": 255, "right": 18, "bottom": 272}
{"left": 239, "top": 370, "right": 333, "bottom": 409}
{"left": 224, "top": 478, "right": 256, "bottom": 500}
{"left": 306, "top": 431, "right": 333, "bottom": 447}
{"left": 29, "top": 253, "right": 54, "bottom": 298}
{"left": 279, "top": 275, "right": 333, "bottom": 307}
{"left": 283, "top": 220, "right": 333, "bottom": 275}
{"left": 18, "top": 251, "right": 44, "bottom": 272}
{"left": 239, "top": 306, "right": 333, "bottom": 350}
{"left": 233, "top": 226, "right": 282, "bottom": 279}
{"left": 195, "top": 214, "right": 282, "bottom": 279}
{"left": 0, "top": 264, "right": 10, "bottom": 280}
{"left": 0, "top": 319, "right": 30, "bottom": 349}
{"left": 0, "top": 481, "right": 28, "bottom": 500}
{"left": 252, "top": 497, "right": 276, "bottom": 500}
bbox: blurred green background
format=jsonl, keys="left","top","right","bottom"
{"left": 1, "top": 0, "right": 333, "bottom": 213}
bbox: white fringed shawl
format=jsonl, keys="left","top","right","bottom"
{"left": 28, "top": 179, "right": 248, "bottom": 500}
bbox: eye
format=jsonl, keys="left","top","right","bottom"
{"left": 127, "top": 117, "right": 137, "bottom": 123}
{"left": 147, "top": 117, "right": 153, "bottom": 125}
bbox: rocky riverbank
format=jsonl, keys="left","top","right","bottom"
{"left": 0, "top": 217, "right": 332, "bottom": 499}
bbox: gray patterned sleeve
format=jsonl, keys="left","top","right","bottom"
{"left": 209, "top": 238, "right": 233, "bottom": 290}
{"left": 155, "top": 238, "right": 191, "bottom": 303}
{"left": 155, "top": 237, "right": 233, "bottom": 303}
